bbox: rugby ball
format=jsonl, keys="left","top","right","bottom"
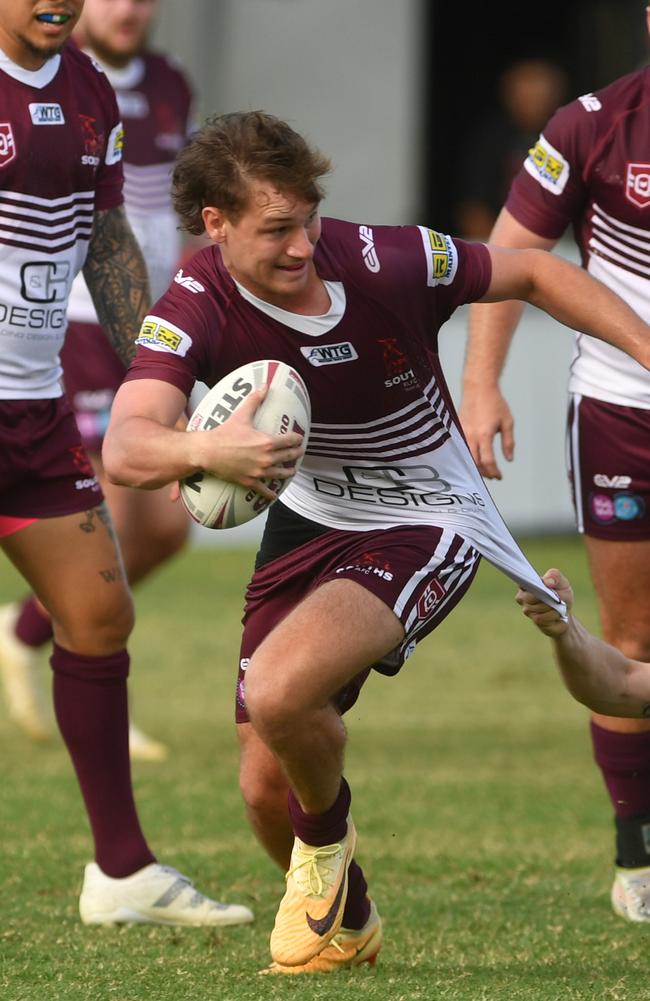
{"left": 180, "top": 360, "right": 310, "bottom": 529}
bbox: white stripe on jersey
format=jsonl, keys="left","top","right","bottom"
{"left": 569, "top": 202, "right": 650, "bottom": 408}
{"left": 123, "top": 162, "right": 174, "bottom": 212}
{"left": 0, "top": 189, "right": 95, "bottom": 250}
{"left": 592, "top": 202, "right": 650, "bottom": 243}
{"left": 0, "top": 225, "right": 92, "bottom": 250}
{"left": 0, "top": 214, "right": 92, "bottom": 236}
{"left": 0, "top": 188, "right": 95, "bottom": 208}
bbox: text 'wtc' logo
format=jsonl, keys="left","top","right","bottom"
{"left": 0, "top": 123, "right": 16, "bottom": 168}
{"left": 626, "top": 163, "right": 650, "bottom": 208}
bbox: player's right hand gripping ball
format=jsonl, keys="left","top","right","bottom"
{"left": 180, "top": 360, "right": 311, "bottom": 529}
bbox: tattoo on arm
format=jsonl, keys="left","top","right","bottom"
{"left": 82, "top": 205, "right": 151, "bottom": 366}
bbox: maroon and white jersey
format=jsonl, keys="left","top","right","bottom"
{"left": 124, "top": 218, "right": 565, "bottom": 612}
{"left": 0, "top": 44, "right": 123, "bottom": 399}
{"left": 68, "top": 50, "right": 194, "bottom": 322}
{"left": 507, "top": 68, "right": 650, "bottom": 408}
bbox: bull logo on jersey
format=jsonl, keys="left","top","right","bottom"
{"left": 378, "top": 338, "right": 417, "bottom": 390}
{"left": 626, "top": 164, "right": 650, "bottom": 208}
{"left": 78, "top": 114, "right": 104, "bottom": 157}
{"left": 0, "top": 123, "right": 16, "bottom": 168}
{"left": 379, "top": 338, "right": 408, "bottom": 376}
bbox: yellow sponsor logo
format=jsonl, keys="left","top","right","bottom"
{"left": 427, "top": 229, "right": 451, "bottom": 279}
{"left": 529, "top": 141, "right": 565, "bottom": 184}
{"left": 137, "top": 320, "right": 182, "bottom": 352}
{"left": 114, "top": 126, "right": 124, "bottom": 155}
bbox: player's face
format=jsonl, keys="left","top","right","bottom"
{"left": 75, "top": 0, "right": 157, "bottom": 66}
{"left": 0, "top": 0, "right": 83, "bottom": 69}
{"left": 204, "top": 181, "right": 323, "bottom": 311}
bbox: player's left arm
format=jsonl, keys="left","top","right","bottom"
{"left": 482, "top": 245, "right": 650, "bottom": 373}
{"left": 83, "top": 205, "right": 151, "bottom": 367}
{"left": 517, "top": 570, "right": 650, "bottom": 717}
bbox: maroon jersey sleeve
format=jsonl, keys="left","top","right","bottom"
{"left": 505, "top": 99, "right": 594, "bottom": 239}
{"left": 317, "top": 219, "right": 491, "bottom": 329}
{"left": 124, "top": 245, "right": 227, "bottom": 397}
{"left": 67, "top": 46, "right": 124, "bottom": 211}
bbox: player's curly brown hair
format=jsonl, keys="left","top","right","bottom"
{"left": 172, "top": 111, "right": 331, "bottom": 234}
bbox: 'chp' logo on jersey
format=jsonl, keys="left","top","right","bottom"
{"left": 136, "top": 315, "right": 193, "bottom": 356}
{"left": 524, "top": 133, "right": 569, "bottom": 195}
{"left": 0, "top": 123, "right": 16, "bottom": 168}
{"left": 419, "top": 228, "right": 458, "bottom": 287}
{"left": 626, "top": 164, "right": 650, "bottom": 208}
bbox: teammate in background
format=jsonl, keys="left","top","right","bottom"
{"left": 0, "top": 0, "right": 194, "bottom": 761}
{"left": 0, "top": 0, "right": 252, "bottom": 928}
{"left": 453, "top": 57, "right": 567, "bottom": 239}
{"left": 460, "top": 7, "right": 650, "bottom": 922}
{"left": 103, "top": 111, "right": 650, "bottom": 972}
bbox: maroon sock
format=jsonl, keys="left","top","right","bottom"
{"left": 288, "top": 777, "right": 351, "bottom": 846}
{"left": 287, "top": 778, "right": 370, "bottom": 929}
{"left": 50, "top": 643, "right": 155, "bottom": 878}
{"left": 591, "top": 720, "right": 650, "bottom": 818}
{"left": 15, "top": 595, "right": 54, "bottom": 648}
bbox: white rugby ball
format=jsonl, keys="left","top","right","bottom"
{"left": 180, "top": 359, "right": 311, "bottom": 529}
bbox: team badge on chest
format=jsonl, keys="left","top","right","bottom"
{"left": 0, "top": 123, "right": 16, "bottom": 168}
{"left": 626, "top": 163, "right": 650, "bottom": 208}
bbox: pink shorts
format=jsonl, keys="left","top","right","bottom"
{"left": 61, "top": 320, "right": 125, "bottom": 453}
{"left": 0, "top": 397, "right": 103, "bottom": 520}
{"left": 235, "top": 523, "right": 481, "bottom": 722}
{"left": 567, "top": 394, "right": 650, "bottom": 541}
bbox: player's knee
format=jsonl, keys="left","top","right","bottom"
{"left": 244, "top": 665, "right": 298, "bottom": 736}
{"left": 53, "top": 587, "right": 135, "bottom": 654}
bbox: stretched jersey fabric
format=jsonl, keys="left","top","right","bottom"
{"left": 67, "top": 50, "right": 194, "bottom": 321}
{"left": 507, "top": 68, "right": 650, "bottom": 409}
{"left": 0, "top": 43, "right": 123, "bottom": 399}
{"left": 124, "top": 218, "right": 566, "bottom": 613}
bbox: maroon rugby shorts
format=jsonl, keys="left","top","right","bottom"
{"left": 235, "top": 522, "right": 481, "bottom": 722}
{"left": 0, "top": 396, "right": 104, "bottom": 520}
{"left": 61, "top": 320, "right": 125, "bottom": 453}
{"left": 567, "top": 393, "right": 650, "bottom": 541}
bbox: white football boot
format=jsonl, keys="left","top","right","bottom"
{"left": 0, "top": 603, "right": 51, "bottom": 741}
{"left": 128, "top": 723, "right": 168, "bottom": 762}
{"left": 79, "top": 862, "right": 254, "bottom": 927}
{"left": 611, "top": 866, "right": 650, "bottom": 922}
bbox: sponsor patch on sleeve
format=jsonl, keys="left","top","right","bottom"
{"left": 523, "top": 133, "right": 569, "bottom": 195}
{"left": 135, "top": 315, "right": 193, "bottom": 356}
{"left": 418, "top": 227, "right": 458, "bottom": 287}
{"left": 105, "top": 122, "right": 124, "bottom": 165}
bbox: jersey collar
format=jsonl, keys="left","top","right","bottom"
{"left": 0, "top": 46, "right": 61, "bottom": 88}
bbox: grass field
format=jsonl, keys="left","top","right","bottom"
{"left": 2, "top": 535, "right": 650, "bottom": 1000}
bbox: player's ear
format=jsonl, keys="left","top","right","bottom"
{"left": 203, "top": 206, "right": 227, "bottom": 243}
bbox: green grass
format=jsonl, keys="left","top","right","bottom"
{"left": 2, "top": 536, "right": 650, "bottom": 1000}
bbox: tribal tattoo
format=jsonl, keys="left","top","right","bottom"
{"left": 83, "top": 205, "right": 151, "bottom": 366}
